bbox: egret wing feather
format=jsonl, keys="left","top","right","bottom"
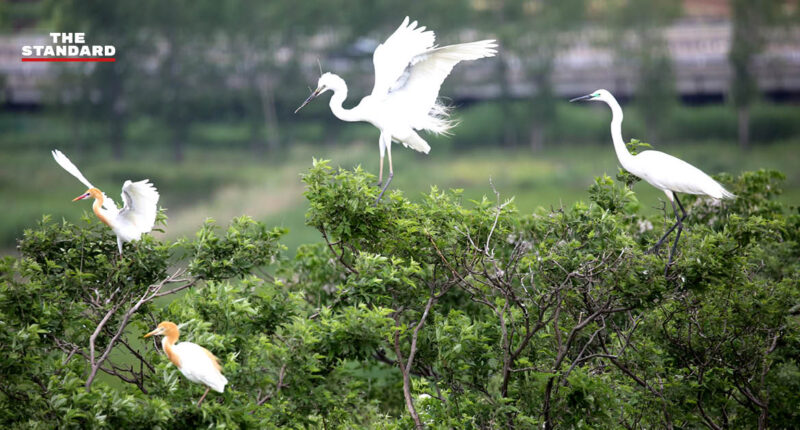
{"left": 52, "top": 149, "right": 119, "bottom": 213}
{"left": 201, "top": 347, "right": 222, "bottom": 372}
{"left": 102, "top": 195, "right": 119, "bottom": 214}
{"left": 371, "top": 16, "right": 436, "bottom": 97}
{"left": 633, "top": 151, "right": 735, "bottom": 199}
{"left": 52, "top": 149, "right": 94, "bottom": 189}
{"left": 173, "top": 342, "right": 228, "bottom": 393}
{"left": 118, "top": 179, "right": 159, "bottom": 236}
{"left": 390, "top": 40, "right": 497, "bottom": 133}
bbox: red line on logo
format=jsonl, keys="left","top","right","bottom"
{"left": 21, "top": 58, "right": 116, "bottom": 62}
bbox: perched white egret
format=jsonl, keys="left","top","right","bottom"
{"left": 570, "top": 90, "right": 735, "bottom": 275}
{"left": 144, "top": 321, "right": 228, "bottom": 406}
{"left": 295, "top": 17, "right": 497, "bottom": 201}
{"left": 52, "top": 149, "right": 160, "bottom": 254}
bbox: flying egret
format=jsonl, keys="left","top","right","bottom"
{"left": 570, "top": 90, "right": 735, "bottom": 275}
{"left": 294, "top": 16, "right": 497, "bottom": 201}
{"left": 144, "top": 321, "right": 228, "bottom": 406}
{"left": 52, "top": 149, "right": 160, "bottom": 254}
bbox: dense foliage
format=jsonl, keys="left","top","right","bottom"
{"left": 2, "top": 162, "right": 799, "bottom": 428}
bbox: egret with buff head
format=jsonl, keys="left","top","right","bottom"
{"left": 52, "top": 149, "right": 160, "bottom": 254}
{"left": 144, "top": 321, "right": 228, "bottom": 406}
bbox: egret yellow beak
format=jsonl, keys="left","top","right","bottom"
{"left": 294, "top": 87, "right": 322, "bottom": 113}
{"left": 72, "top": 191, "right": 91, "bottom": 202}
{"left": 143, "top": 328, "right": 160, "bottom": 338}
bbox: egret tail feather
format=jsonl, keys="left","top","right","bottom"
{"left": 424, "top": 102, "right": 458, "bottom": 135}
{"left": 399, "top": 131, "right": 431, "bottom": 154}
{"left": 719, "top": 187, "right": 736, "bottom": 200}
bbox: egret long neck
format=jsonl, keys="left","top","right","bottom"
{"left": 329, "top": 86, "right": 361, "bottom": 123}
{"left": 91, "top": 192, "right": 111, "bottom": 227}
{"left": 607, "top": 98, "right": 635, "bottom": 170}
{"left": 161, "top": 331, "right": 182, "bottom": 368}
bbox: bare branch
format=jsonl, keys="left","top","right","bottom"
{"left": 320, "top": 226, "right": 358, "bottom": 274}
{"left": 405, "top": 295, "right": 435, "bottom": 376}
{"left": 88, "top": 300, "right": 125, "bottom": 368}
{"left": 393, "top": 314, "right": 423, "bottom": 430}
{"left": 256, "top": 363, "right": 287, "bottom": 407}
{"left": 84, "top": 270, "right": 199, "bottom": 391}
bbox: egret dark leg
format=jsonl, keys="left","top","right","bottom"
{"left": 197, "top": 387, "right": 211, "bottom": 407}
{"left": 375, "top": 172, "right": 394, "bottom": 203}
{"left": 649, "top": 221, "right": 680, "bottom": 254}
{"left": 664, "top": 195, "right": 687, "bottom": 276}
{"left": 649, "top": 196, "right": 688, "bottom": 254}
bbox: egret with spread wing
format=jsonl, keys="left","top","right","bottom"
{"left": 295, "top": 17, "right": 497, "bottom": 201}
{"left": 144, "top": 321, "right": 228, "bottom": 406}
{"left": 52, "top": 149, "right": 160, "bottom": 254}
{"left": 570, "top": 90, "right": 735, "bottom": 276}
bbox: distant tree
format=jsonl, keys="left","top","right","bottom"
{"left": 522, "top": 0, "right": 586, "bottom": 151}
{"left": 729, "top": 0, "right": 781, "bottom": 150}
{"left": 217, "top": 1, "right": 318, "bottom": 156}
{"left": 479, "top": 0, "right": 522, "bottom": 147}
{"left": 46, "top": 0, "right": 150, "bottom": 160}
{"left": 607, "top": 0, "right": 681, "bottom": 144}
{"left": 474, "top": 0, "right": 586, "bottom": 151}
{"left": 138, "top": 0, "right": 225, "bottom": 162}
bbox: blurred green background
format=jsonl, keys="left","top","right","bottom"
{"left": 2, "top": 0, "right": 799, "bottom": 254}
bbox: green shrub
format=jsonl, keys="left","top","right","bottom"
{"left": 1, "top": 163, "right": 798, "bottom": 428}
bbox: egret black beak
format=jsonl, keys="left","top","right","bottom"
{"left": 570, "top": 94, "right": 593, "bottom": 103}
{"left": 72, "top": 192, "right": 91, "bottom": 202}
{"left": 294, "top": 87, "right": 322, "bottom": 113}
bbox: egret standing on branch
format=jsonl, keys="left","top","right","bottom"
{"left": 570, "top": 90, "right": 735, "bottom": 275}
{"left": 294, "top": 16, "right": 497, "bottom": 201}
{"left": 144, "top": 321, "right": 228, "bottom": 407}
{"left": 52, "top": 149, "right": 160, "bottom": 254}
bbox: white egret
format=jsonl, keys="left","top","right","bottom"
{"left": 570, "top": 90, "right": 735, "bottom": 275}
{"left": 295, "top": 16, "right": 497, "bottom": 201}
{"left": 52, "top": 149, "right": 160, "bottom": 254}
{"left": 144, "top": 321, "right": 228, "bottom": 406}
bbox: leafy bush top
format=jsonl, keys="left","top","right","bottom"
{"left": 1, "top": 162, "right": 798, "bottom": 429}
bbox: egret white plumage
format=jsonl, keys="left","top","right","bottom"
{"left": 570, "top": 89, "right": 735, "bottom": 275}
{"left": 144, "top": 321, "right": 228, "bottom": 406}
{"left": 52, "top": 149, "right": 160, "bottom": 254}
{"left": 294, "top": 16, "right": 497, "bottom": 201}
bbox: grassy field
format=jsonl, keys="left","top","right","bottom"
{"left": 3, "top": 136, "right": 799, "bottom": 255}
